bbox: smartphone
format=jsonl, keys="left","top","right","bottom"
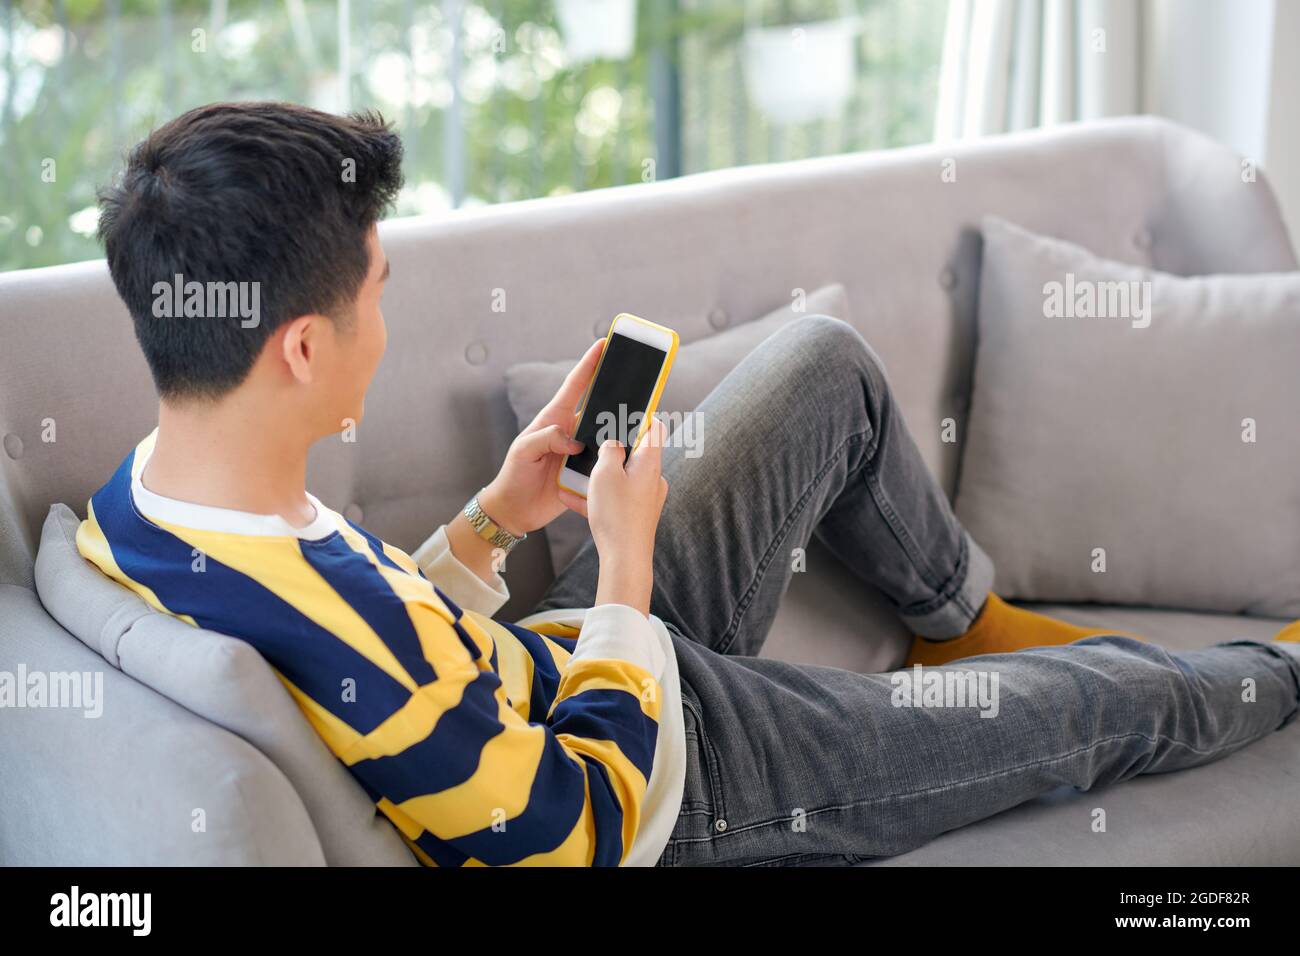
{"left": 558, "top": 313, "right": 679, "bottom": 498}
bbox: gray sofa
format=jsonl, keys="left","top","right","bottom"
{"left": 2, "top": 116, "right": 1297, "bottom": 865}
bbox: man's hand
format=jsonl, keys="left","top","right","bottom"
{"left": 560, "top": 417, "right": 669, "bottom": 617}
{"left": 478, "top": 338, "right": 604, "bottom": 535}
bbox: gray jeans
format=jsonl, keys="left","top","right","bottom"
{"left": 534, "top": 315, "right": 1300, "bottom": 866}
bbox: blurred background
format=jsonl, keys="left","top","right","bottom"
{"left": 1, "top": 0, "right": 1295, "bottom": 274}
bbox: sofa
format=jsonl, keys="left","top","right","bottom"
{"left": 2, "top": 115, "right": 1297, "bottom": 865}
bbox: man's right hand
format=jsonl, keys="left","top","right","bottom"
{"left": 558, "top": 417, "right": 669, "bottom": 617}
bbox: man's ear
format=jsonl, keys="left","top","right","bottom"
{"left": 279, "top": 315, "right": 320, "bottom": 385}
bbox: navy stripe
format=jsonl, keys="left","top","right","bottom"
{"left": 441, "top": 729, "right": 594, "bottom": 865}
{"left": 583, "top": 759, "right": 626, "bottom": 866}
{"left": 298, "top": 535, "right": 436, "bottom": 685}
{"left": 497, "top": 621, "right": 562, "bottom": 721}
{"left": 92, "top": 453, "right": 414, "bottom": 735}
{"left": 551, "top": 688, "right": 659, "bottom": 782}
{"left": 443, "top": 592, "right": 488, "bottom": 661}
{"left": 435, "top": 586, "right": 465, "bottom": 619}
{"left": 544, "top": 632, "right": 579, "bottom": 655}
{"left": 345, "top": 518, "right": 407, "bottom": 574}
{"left": 413, "top": 830, "right": 470, "bottom": 868}
{"left": 353, "top": 666, "right": 508, "bottom": 801}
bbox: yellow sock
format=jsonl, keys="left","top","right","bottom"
{"left": 1275, "top": 620, "right": 1300, "bottom": 643}
{"left": 904, "top": 594, "right": 1131, "bottom": 667}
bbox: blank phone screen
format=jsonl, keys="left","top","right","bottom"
{"left": 567, "top": 332, "right": 666, "bottom": 477}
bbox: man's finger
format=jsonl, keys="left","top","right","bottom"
{"left": 590, "top": 439, "right": 626, "bottom": 479}
{"left": 628, "top": 417, "right": 667, "bottom": 474}
{"left": 540, "top": 339, "right": 604, "bottom": 419}
{"left": 515, "top": 423, "right": 583, "bottom": 460}
{"left": 557, "top": 487, "right": 589, "bottom": 518}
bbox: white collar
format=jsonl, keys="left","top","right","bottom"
{"left": 131, "top": 437, "right": 338, "bottom": 541}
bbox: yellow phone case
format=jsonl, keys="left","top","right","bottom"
{"left": 558, "top": 313, "right": 680, "bottom": 498}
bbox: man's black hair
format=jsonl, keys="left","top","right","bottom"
{"left": 98, "top": 102, "right": 403, "bottom": 400}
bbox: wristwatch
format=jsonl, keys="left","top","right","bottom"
{"left": 462, "top": 493, "right": 527, "bottom": 553}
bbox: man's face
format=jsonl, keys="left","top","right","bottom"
{"left": 317, "top": 227, "right": 389, "bottom": 434}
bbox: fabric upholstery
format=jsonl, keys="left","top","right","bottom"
{"left": 955, "top": 216, "right": 1300, "bottom": 617}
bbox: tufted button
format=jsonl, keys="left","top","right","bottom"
{"left": 343, "top": 504, "right": 364, "bottom": 524}
{"left": 464, "top": 341, "right": 489, "bottom": 366}
{"left": 1133, "top": 228, "right": 1153, "bottom": 250}
{"left": 707, "top": 307, "right": 729, "bottom": 331}
{"left": 3, "top": 433, "right": 22, "bottom": 461}
{"left": 938, "top": 267, "right": 957, "bottom": 290}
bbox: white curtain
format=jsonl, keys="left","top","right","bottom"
{"left": 934, "top": 0, "right": 1141, "bottom": 141}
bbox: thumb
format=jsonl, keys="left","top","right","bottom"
{"left": 516, "top": 424, "right": 582, "bottom": 460}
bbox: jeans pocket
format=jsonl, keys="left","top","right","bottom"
{"left": 668, "top": 695, "right": 726, "bottom": 846}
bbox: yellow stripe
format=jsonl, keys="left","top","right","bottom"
{"left": 395, "top": 689, "right": 552, "bottom": 839}
{"left": 477, "top": 619, "right": 535, "bottom": 719}
{"left": 555, "top": 734, "right": 646, "bottom": 861}
{"left": 524, "top": 620, "right": 582, "bottom": 640}
{"left": 380, "top": 541, "right": 422, "bottom": 577}
{"left": 279, "top": 673, "right": 364, "bottom": 755}
{"left": 336, "top": 663, "right": 476, "bottom": 764}
{"left": 554, "top": 658, "right": 663, "bottom": 722}
{"left": 327, "top": 515, "right": 478, "bottom": 672}
{"left": 151, "top": 518, "right": 420, "bottom": 693}
{"left": 77, "top": 501, "right": 198, "bottom": 626}
{"left": 407, "top": 840, "right": 439, "bottom": 867}
{"left": 450, "top": 607, "right": 498, "bottom": 663}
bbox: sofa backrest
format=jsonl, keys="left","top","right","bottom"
{"left": 0, "top": 116, "right": 1294, "bottom": 618}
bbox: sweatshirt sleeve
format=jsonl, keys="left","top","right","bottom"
{"left": 410, "top": 524, "right": 510, "bottom": 617}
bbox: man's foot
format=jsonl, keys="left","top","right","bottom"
{"left": 1274, "top": 620, "right": 1300, "bottom": 643}
{"left": 903, "top": 594, "right": 1131, "bottom": 666}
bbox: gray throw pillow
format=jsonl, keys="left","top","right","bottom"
{"left": 954, "top": 217, "right": 1300, "bottom": 617}
{"left": 33, "top": 504, "right": 418, "bottom": 866}
{"left": 505, "top": 284, "right": 851, "bottom": 573}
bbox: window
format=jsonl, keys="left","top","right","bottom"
{"left": 0, "top": 0, "right": 947, "bottom": 273}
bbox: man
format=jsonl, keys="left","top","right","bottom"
{"left": 80, "top": 103, "right": 1300, "bottom": 867}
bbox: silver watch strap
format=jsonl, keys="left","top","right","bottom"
{"left": 462, "top": 494, "right": 526, "bottom": 552}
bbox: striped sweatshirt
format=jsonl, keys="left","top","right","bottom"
{"left": 76, "top": 432, "right": 686, "bottom": 866}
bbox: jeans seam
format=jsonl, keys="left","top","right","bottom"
{"left": 716, "top": 427, "right": 873, "bottom": 655}
{"left": 862, "top": 462, "right": 951, "bottom": 598}
{"left": 689, "top": 728, "right": 1270, "bottom": 847}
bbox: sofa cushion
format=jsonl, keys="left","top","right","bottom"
{"left": 955, "top": 217, "right": 1300, "bottom": 618}
{"left": 505, "top": 283, "right": 851, "bottom": 573}
{"left": 33, "top": 504, "right": 417, "bottom": 867}
{"left": 0, "top": 582, "right": 326, "bottom": 865}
